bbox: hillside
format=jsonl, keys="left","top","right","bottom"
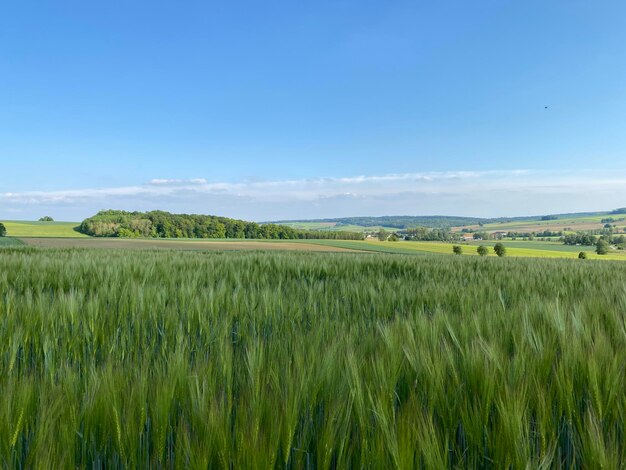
{"left": 272, "top": 211, "right": 618, "bottom": 231}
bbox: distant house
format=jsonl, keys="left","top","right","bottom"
{"left": 461, "top": 234, "right": 474, "bottom": 242}
{"left": 492, "top": 231, "right": 508, "bottom": 239}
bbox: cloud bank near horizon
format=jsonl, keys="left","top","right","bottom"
{"left": 2, "top": 169, "right": 626, "bottom": 221}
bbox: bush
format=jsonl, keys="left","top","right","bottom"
{"left": 452, "top": 245, "right": 463, "bottom": 255}
{"left": 578, "top": 251, "right": 587, "bottom": 259}
{"left": 477, "top": 245, "right": 489, "bottom": 256}
{"left": 494, "top": 242, "right": 506, "bottom": 257}
{"left": 117, "top": 228, "right": 141, "bottom": 238}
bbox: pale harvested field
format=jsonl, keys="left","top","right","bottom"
{"left": 457, "top": 221, "right": 623, "bottom": 233}
{"left": 19, "top": 237, "right": 361, "bottom": 252}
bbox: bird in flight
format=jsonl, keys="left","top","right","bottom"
{"left": 544, "top": 106, "right": 549, "bottom": 109}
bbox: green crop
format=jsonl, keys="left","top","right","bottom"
{"left": 1, "top": 247, "right": 625, "bottom": 468}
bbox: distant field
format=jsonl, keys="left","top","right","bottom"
{"left": 277, "top": 221, "right": 338, "bottom": 230}
{"left": 1, "top": 220, "right": 87, "bottom": 237}
{"left": 17, "top": 236, "right": 626, "bottom": 260}
{"left": 278, "top": 221, "right": 398, "bottom": 232}
{"left": 465, "top": 240, "right": 591, "bottom": 253}
{"left": 308, "top": 239, "right": 626, "bottom": 260}
{"left": 456, "top": 213, "right": 626, "bottom": 234}
{"left": 20, "top": 237, "right": 360, "bottom": 253}
{"left": 284, "top": 212, "right": 626, "bottom": 235}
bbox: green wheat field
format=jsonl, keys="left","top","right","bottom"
{"left": 1, "top": 247, "right": 625, "bottom": 468}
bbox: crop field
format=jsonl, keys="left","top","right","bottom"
{"left": 0, "top": 220, "right": 87, "bottom": 238}
{"left": 1, "top": 248, "right": 626, "bottom": 467}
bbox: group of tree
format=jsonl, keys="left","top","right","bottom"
{"left": 563, "top": 232, "right": 625, "bottom": 247}
{"left": 79, "top": 210, "right": 364, "bottom": 240}
{"left": 452, "top": 243, "right": 506, "bottom": 257}
{"left": 562, "top": 233, "right": 598, "bottom": 246}
{"left": 38, "top": 216, "right": 54, "bottom": 222}
{"left": 536, "top": 230, "right": 562, "bottom": 237}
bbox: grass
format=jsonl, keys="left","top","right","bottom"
{"left": 1, "top": 220, "right": 87, "bottom": 238}
{"left": 1, "top": 248, "right": 626, "bottom": 467}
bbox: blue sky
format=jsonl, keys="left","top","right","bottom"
{"left": 2, "top": 1, "right": 626, "bottom": 220}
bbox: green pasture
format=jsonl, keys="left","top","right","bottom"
{"left": 1, "top": 220, "right": 87, "bottom": 238}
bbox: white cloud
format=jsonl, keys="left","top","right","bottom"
{"left": 149, "top": 178, "right": 208, "bottom": 186}
{"left": 2, "top": 169, "right": 626, "bottom": 221}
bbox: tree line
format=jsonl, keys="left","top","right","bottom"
{"left": 562, "top": 233, "right": 626, "bottom": 246}
{"left": 402, "top": 227, "right": 461, "bottom": 241}
{"left": 79, "top": 210, "right": 364, "bottom": 240}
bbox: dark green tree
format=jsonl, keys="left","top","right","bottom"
{"left": 452, "top": 245, "right": 463, "bottom": 255}
{"left": 0, "top": 222, "right": 6, "bottom": 237}
{"left": 578, "top": 251, "right": 587, "bottom": 259}
{"left": 378, "top": 229, "right": 389, "bottom": 241}
{"left": 494, "top": 242, "right": 506, "bottom": 257}
{"left": 39, "top": 216, "right": 54, "bottom": 222}
{"left": 596, "top": 239, "right": 609, "bottom": 255}
{"left": 477, "top": 245, "right": 488, "bottom": 256}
